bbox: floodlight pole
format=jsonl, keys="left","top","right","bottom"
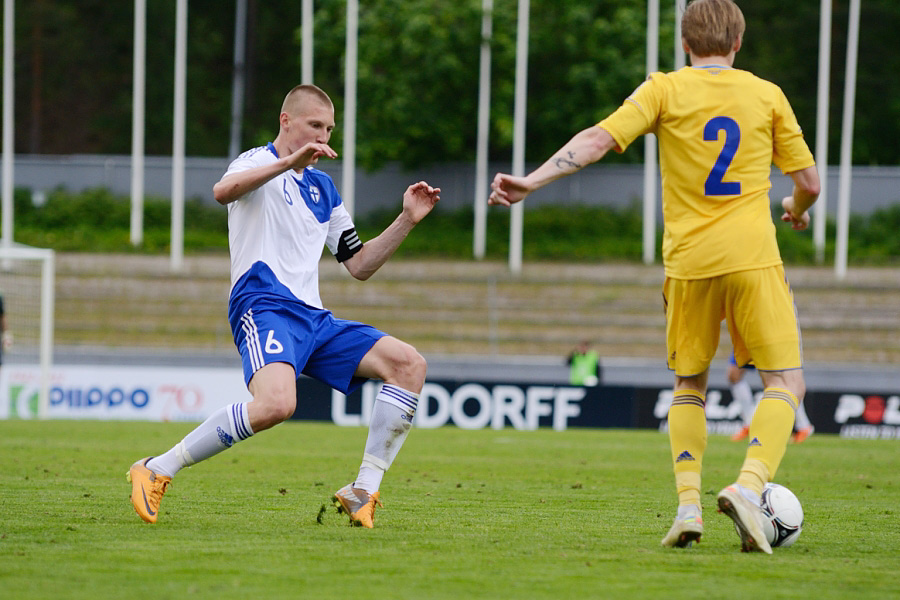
{"left": 2, "top": 0, "right": 14, "bottom": 262}
{"left": 229, "top": 0, "right": 247, "bottom": 159}
{"left": 642, "top": 0, "right": 659, "bottom": 265}
{"left": 130, "top": 0, "right": 146, "bottom": 247}
{"left": 302, "top": 0, "right": 313, "bottom": 84}
{"left": 509, "top": 0, "right": 529, "bottom": 275}
{"left": 170, "top": 0, "right": 187, "bottom": 272}
{"left": 674, "top": 0, "right": 685, "bottom": 70}
{"left": 473, "top": 0, "right": 493, "bottom": 260}
{"left": 342, "top": 0, "right": 358, "bottom": 218}
{"left": 813, "top": 0, "right": 832, "bottom": 264}
{"left": 835, "top": 0, "right": 859, "bottom": 280}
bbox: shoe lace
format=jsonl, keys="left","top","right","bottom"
{"left": 148, "top": 476, "right": 170, "bottom": 504}
{"left": 354, "top": 495, "right": 382, "bottom": 522}
{"left": 360, "top": 495, "right": 383, "bottom": 514}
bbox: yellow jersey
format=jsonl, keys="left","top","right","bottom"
{"left": 598, "top": 65, "right": 815, "bottom": 279}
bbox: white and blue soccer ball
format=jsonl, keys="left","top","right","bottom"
{"left": 760, "top": 483, "right": 804, "bottom": 547}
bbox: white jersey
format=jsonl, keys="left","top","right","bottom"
{"left": 223, "top": 143, "right": 356, "bottom": 309}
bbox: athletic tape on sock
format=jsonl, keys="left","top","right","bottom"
{"left": 175, "top": 440, "right": 195, "bottom": 468}
{"left": 362, "top": 453, "right": 390, "bottom": 471}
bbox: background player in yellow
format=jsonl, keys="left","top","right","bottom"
{"left": 489, "top": 0, "right": 819, "bottom": 554}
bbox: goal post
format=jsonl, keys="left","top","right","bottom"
{"left": 0, "top": 244, "right": 55, "bottom": 418}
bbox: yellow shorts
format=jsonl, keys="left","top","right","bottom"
{"left": 662, "top": 265, "right": 802, "bottom": 377}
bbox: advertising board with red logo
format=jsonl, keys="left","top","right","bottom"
{"left": 2, "top": 363, "right": 897, "bottom": 439}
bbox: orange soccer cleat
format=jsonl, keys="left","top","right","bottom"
{"left": 127, "top": 457, "right": 171, "bottom": 524}
{"left": 332, "top": 484, "right": 382, "bottom": 528}
{"left": 792, "top": 426, "right": 814, "bottom": 444}
{"left": 730, "top": 425, "right": 751, "bottom": 442}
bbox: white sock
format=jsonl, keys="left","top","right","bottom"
{"left": 147, "top": 403, "right": 254, "bottom": 477}
{"left": 354, "top": 384, "right": 418, "bottom": 494}
{"left": 676, "top": 504, "right": 701, "bottom": 519}
{"left": 735, "top": 483, "right": 761, "bottom": 506}
{"left": 730, "top": 379, "right": 756, "bottom": 425}
{"left": 794, "top": 401, "right": 812, "bottom": 430}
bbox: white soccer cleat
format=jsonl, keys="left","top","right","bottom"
{"left": 717, "top": 484, "right": 773, "bottom": 554}
{"left": 661, "top": 507, "right": 704, "bottom": 548}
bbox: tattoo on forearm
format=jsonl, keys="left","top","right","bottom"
{"left": 554, "top": 151, "right": 582, "bottom": 170}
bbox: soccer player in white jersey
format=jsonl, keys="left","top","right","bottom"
{"left": 489, "top": 0, "right": 818, "bottom": 553}
{"left": 128, "top": 84, "right": 440, "bottom": 528}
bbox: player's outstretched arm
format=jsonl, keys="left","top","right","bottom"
{"left": 342, "top": 181, "right": 441, "bottom": 281}
{"left": 781, "top": 165, "right": 820, "bottom": 231}
{"left": 213, "top": 142, "right": 337, "bottom": 205}
{"left": 489, "top": 126, "right": 616, "bottom": 207}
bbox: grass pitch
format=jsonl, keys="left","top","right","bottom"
{"left": 1, "top": 420, "right": 897, "bottom": 599}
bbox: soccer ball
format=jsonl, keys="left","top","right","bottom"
{"left": 760, "top": 483, "right": 804, "bottom": 547}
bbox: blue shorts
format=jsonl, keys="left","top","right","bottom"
{"left": 230, "top": 298, "right": 386, "bottom": 395}
{"left": 729, "top": 352, "right": 755, "bottom": 370}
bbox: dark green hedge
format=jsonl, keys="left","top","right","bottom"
{"left": 9, "top": 186, "right": 900, "bottom": 265}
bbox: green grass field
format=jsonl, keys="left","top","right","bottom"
{"left": 1, "top": 420, "right": 897, "bottom": 599}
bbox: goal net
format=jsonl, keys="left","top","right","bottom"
{"left": 1, "top": 244, "right": 55, "bottom": 418}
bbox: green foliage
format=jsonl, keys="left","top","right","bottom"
{"left": 354, "top": 203, "right": 650, "bottom": 261}
{"left": 310, "top": 0, "right": 485, "bottom": 170}
{"left": 1, "top": 420, "right": 898, "bottom": 599}
{"left": 8, "top": 186, "right": 900, "bottom": 263}
{"left": 307, "top": 0, "right": 657, "bottom": 168}
{"left": 522, "top": 204, "right": 647, "bottom": 260}
{"left": 12, "top": 187, "right": 227, "bottom": 253}
{"left": 774, "top": 205, "right": 900, "bottom": 266}
{"left": 360, "top": 201, "right": 898, "bottom": 265}
{"left": 520, "top": 1, "right": 655, "bottom": 165}
{"left": 848, "top": 204, "right": 900, "bottom": 260}
{"left": 15, "top": 2, "right": 900, "bottom": 167}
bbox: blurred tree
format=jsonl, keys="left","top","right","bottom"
{"left": 518, "top": 0, "right": 658, "bottom": 165}
{"left": 7, "top": 0, "right": 900, "bottom": 168}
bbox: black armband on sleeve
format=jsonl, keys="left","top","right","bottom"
{"left": 335, "top": 228, "right": 363, "bottom": 262}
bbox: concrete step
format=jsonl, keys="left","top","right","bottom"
{"left": 51, "top": 253, "right": 900, "bottom": 364}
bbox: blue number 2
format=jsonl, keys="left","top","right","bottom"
{"left": 703, "top": 116, "right": 741, "bottom": 196}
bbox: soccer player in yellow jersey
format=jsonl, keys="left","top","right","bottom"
{"left": 489, "top": 0, "right": 819, "bottom": 554}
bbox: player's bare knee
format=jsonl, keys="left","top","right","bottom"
{"left": 271, "top": 397, "right": 296, "bottom": 423}
{"left": 256, "top": 403, "right": 294, "bottom": 430}
{"left": 761, "top": 370, "right": 806, "bottom": 401}
{"left": 389, "top": 344, "right": 427, "bottom": 391}
{"left": 251, "top": 390, "right": 296, "bottom": 430}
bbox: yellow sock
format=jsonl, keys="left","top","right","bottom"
{"left": 736, "top": 387, "right": 799, "bottom": 496}
{"left": 738, "top": 459, "right": 768, "bottom": 498}
{"left": 668, "top": 390, "right": 707, "bottom": 507}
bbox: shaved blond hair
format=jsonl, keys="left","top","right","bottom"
{"left": 281, "top": 84, "right": 334, "bottom": 116}
{"left": 682, "top": 0, "right": 745, "bottom": 57}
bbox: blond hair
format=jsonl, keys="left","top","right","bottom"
{"left": 681, "top": 0, "right": 745, "bottom": 57}
{"left": 281, "top": 84, "right": 333, "bottom": 116}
